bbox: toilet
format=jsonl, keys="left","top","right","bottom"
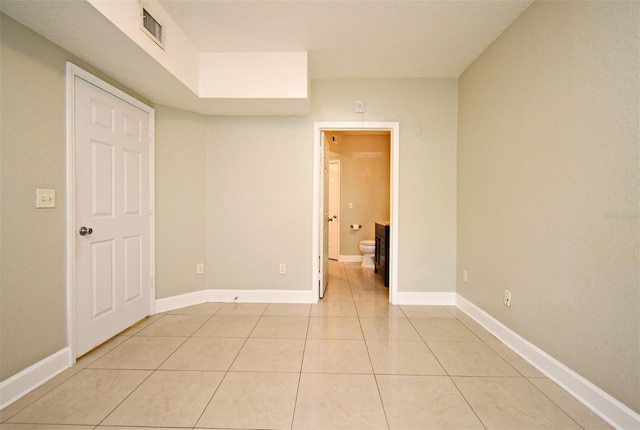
{"left": 359, "top": 239, "right": 376, "bottom": 268}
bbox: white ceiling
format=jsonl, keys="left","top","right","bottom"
{"left": 0, "top": 0, "right": 533, "bottom": 114}
{"left": 158, "top": 0, "right": 533, "bottom": 78}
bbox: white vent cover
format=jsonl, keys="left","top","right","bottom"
{"left": 141, "top": 8, "right": 164, "bottom": 48}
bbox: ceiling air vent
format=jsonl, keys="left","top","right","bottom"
{"left": 141, "top": 8, "right": 164, "bottom": 48}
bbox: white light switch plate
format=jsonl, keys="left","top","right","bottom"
{"left": 36, "top": 189, "right": 55, "bottom": 208}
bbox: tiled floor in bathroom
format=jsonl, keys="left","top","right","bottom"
{"left": 0, "top": 261, "right": 612, "bottom": 429}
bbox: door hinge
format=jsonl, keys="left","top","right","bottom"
{"left": 149, "top": 277, "right": 154, "bottom": 290}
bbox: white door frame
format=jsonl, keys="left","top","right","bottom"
{"left": 65, "top": 62, "right": 156, "bottom": 361}
{"left": 312, "top": 122, "right": 399, "bottom": 304}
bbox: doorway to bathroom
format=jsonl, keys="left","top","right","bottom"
{"left": 326, "top": 131, "right": 390, "bottom": 263}
{"left": 313, "top": 122, "right": 399, "bottom": 304}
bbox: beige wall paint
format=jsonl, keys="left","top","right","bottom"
{"left": 0, "top": 13, "right": 459, "bottom": 385}
{"left": 457, "top": 1, "right": 639, "bottom": 413}
{"left": 1, "top": 14, "right": 67, "bottom": 380}
{"left": 339, "top": 134, "right": 390, "bottom": 255}
{"left": 205, "top": 80, "right": 457, "bottom": 294}
{"left": 155, "top": 106, "right": 208, "bottom": 299}
{"left": 0, "top": 13, "right": 151, "bottom": 381}
{"left": 206, "top": 116, "right": 314, "bottom": 291}
{"left": 1, "top": 1, "right": 637, "bottom": 419}
{"left": 204, "top": 80, "right": 457, "bottom": 294}
{"left": 313, "top": 79, "right": 458, "bottom": 292}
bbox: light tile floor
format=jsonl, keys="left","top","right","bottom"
{"left": 0, "top": 262, "right": 613, "bottom": 430}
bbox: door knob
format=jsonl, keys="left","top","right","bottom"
{"left": 79, "top": 226, "right": 93, "bottom": 236}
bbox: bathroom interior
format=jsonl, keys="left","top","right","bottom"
{"left": 325, "top": 130, "right": 391, "bottom": 288}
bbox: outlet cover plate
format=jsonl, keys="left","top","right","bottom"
{"left": 504, "top": 290, "right": 512, "bottom": 307}
{"left": 36, "top": 189, "right": 56, "bottom": 208}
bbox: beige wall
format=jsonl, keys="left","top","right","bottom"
{"left": 206, "top": 116, "right": 314, "bottom": 291}
{"left": 457, "top": 1, "right": 639, "bottom": 413}
{"left": 338, "top": 134, "right": 390, "bottom": 256}
{"left": 155, "top": 106, "right": 208, "bottom": 299}
{"left": 0, "top": 14, "right": 151, "bottom": 380}
{"left": 0, "top": 13, "right": 67, "bottom": 380}
{"left": 203, "top": 80, "right": 457, "bottom": 294}
{"left": 313, "top": 79, "right": 458, "bottom": 292}
{"left": 0, "top": 14, "right": 459, "bottom": 385}
{"left": 4, "top": 1, "right": 637, "bottom": 415}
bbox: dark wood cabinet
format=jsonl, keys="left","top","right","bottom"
{"left": 375, "top": 222, "right": 390, "bottom": 287}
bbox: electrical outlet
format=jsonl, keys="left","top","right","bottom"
{"left": 463, "top": 270, "right": 468, "bottom": 283}
{"left": 36, "top": 188, "right": 56, "bottom": 208}
{"left": 196, "top": 263, "right": 204, "bottom": 274}
{"left": 279, "top": 263, "right": 286, "bottom": 275}
{"left": 504, "top": 290, "right": 512, "bottom": 307}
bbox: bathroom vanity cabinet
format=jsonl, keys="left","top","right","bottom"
{"left": 375, "top": 221, "right": 390, "bottom": 287}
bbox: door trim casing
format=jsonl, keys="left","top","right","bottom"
{"left": 65, "top": 62, "right": 156, "bottom": 362}
{"left": 312, "top": 122, "right": 399, "bottom": 304}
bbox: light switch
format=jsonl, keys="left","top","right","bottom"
{"left": 36, "top": 189, "right": 55, "bottom": 208}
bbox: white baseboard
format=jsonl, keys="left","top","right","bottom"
{"left": 6, "top": 292, "right": 634, "bottom": 430}
{"left": 156, "top": 289, "right": 316, "bottom": 313}
{"left": 0, "top": 347, "right": 71, "bottom": 410}
{"left": 209, "top": 289, "right": 315, "bottom": 304}
{"left": 1, "top": 288, "right": 315, "bottom": 408}
{"left": 396, "top": 291, "right": 456, "bottom": 305}
{"left": 338, "top": 255, "right": 363, "bottom": 263}
{"left": 456, "top": 295, "right": 640, "bottom": 430}
{"left": 155, "top": 289, "right": 212, "bottom": 313}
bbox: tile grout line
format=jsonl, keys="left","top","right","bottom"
{"left": 289, "top": 304, "right": 313, "bottom": 430}
{"left": 428, "top": 305, "right": 581, "bottom": 430}
{"left": 94, "top": 369, "right": 156, "bottom": 428}
{"left": 351, "top": 261, "right": 392, "bottom": 430}
{"left": 192, "top": 302, "right": 267, "bottom": 428}
{"left": 9, "top": 317, "right": 154, "bottom": 423}
{"left": 4, "top": 264, "right": 601, "bottom": 430}
{"left": 93, "top": 309, "right": 210, "bottom": 428}
{"left": 161, "top": 305, "right": 227, "bottom": 429}
{"left": 398, "top": 299, "right": 490, "bottom": 430}
{"left": 522, "top": 376, "right": 590, "bottom": 430}
{"left": 449, "top": 376, "right": 489, "bottom": 430}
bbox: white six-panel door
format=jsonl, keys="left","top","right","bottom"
{"left": 73, "top": 75, "right": 152, "bottom": 356}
